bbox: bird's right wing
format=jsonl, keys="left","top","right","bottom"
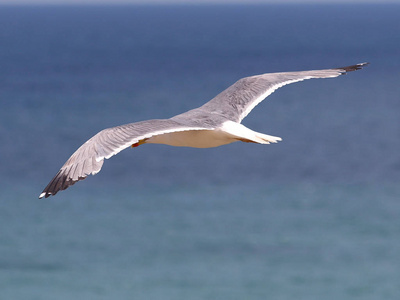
{"left": 39, "top": 119, "right": 207, "bottom": 198}
{"left": 201, "top": 63, "right": 369, "bottom": 123}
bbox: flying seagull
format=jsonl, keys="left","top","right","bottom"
{"left": 39, "top": 63, "right": 368, "bottom": 198}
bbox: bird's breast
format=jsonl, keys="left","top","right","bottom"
{"left": 145, "top": 129, "right": 236, "bottom": 148}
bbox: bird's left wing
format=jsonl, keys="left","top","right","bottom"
{"left": 39, "top": 119, "right": 207, "bottom": 198}
{"left": 200, "top": 63, "right": 369, "bottom": 123}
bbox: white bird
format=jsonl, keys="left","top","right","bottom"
{"left": 39, "top": 63, "right": 368, "bottom": 198}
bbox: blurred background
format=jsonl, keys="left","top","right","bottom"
{"left": 0, "top": 1, "right": 399, "bottom": 299}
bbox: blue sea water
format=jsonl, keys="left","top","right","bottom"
{"left": 0, "top": 4, "right": 399, "bottom": 299}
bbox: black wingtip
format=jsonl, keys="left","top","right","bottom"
{"left": 39, "top": 170, "right": 86, "bottom": 199}
{"left": 337, "top": 62, "right": 370, "bottom": 73}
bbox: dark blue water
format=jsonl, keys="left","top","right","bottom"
{"left": 1, "top": 4, "right": 399, "bottom": 299}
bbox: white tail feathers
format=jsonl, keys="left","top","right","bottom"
{"left": 221, "top": 121, "right": 282, "bottom": 145}
{"left": 254, "top": 133, "right": 282, "bottom": 144}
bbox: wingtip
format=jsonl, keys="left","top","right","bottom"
{"left": 39, "top": 173, "right": 87, "bottom": 199}
{"left": 338, "top": 62, "right": 370, "bottom": 73}
{"left": 39, "top": 191, "right": 52, "bottom": 199}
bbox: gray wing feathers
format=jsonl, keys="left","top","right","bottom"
{"left": 39, "top": 119, "right": 205, "bottom": 198}
{"left": 201, "top": 63, "right": 368, "bottom": 123}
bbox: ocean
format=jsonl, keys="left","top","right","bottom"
{"left": 0, "top": 4, "right": 399, "bottom": 299}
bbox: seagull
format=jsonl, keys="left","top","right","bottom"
{"left": 39, "top": 62, "right": 368, "bottom": 198}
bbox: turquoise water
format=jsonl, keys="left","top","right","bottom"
{"left": 1, "top": 4, "right": 399, "bottom": 299}
{"left": 1, "top": 184, "right": 399, "bottom": 299}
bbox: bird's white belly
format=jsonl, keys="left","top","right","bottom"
{"left": 145, "top": 129, "right": 236, "bottom": 148}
